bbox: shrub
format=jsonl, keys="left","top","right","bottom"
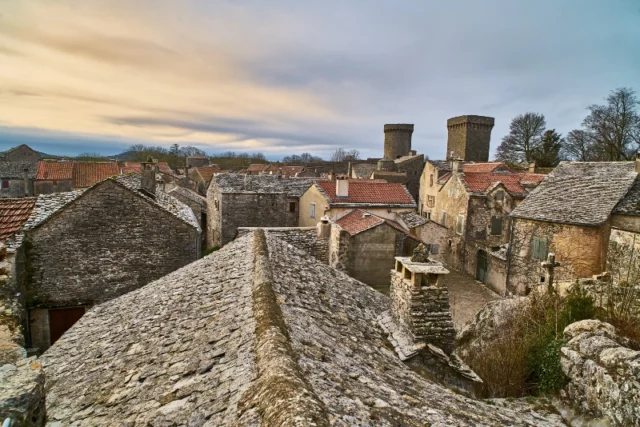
{"left": 201, "top": 246, "right": 220, "bottom": 257}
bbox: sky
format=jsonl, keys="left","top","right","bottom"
{"left": 0, "top": 0, "right": 639, "bottom": 160}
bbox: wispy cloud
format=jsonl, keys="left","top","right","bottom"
{"left": 0, "top": 0, "right": 638, "bottom": 158}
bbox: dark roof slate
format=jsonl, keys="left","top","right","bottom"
{"left": 213, "top": 174, "right": 316, "bottom": 196}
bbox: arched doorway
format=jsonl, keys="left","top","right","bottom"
{"left": 476, "top": 249, "right": 488, "bottom": 283}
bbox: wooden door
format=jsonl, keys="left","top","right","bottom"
{"left": 49, "top": 306, "right": 85, "bottom": 344}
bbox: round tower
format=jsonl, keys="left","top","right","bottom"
{"left": 384, "top": 124, "right": 414, "bottom": 159}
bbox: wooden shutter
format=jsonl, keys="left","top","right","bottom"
{"left": 490, "top": 216, "right": 503, "bottom": 235}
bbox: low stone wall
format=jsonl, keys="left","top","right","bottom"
{"left": 0, "top": 245, "right": 26, "bottom": 365}
{"left": 237, "top": 227, "right": 329, "bottom": 264}
{"left": 560, "top": 319, "right": 640, "bottom": 426}
{"left": 0, "top": 358, "right": 45, "bottom": 426}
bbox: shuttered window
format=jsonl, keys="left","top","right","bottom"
{"left": 456, "top": 214, "right": 464, "bottom": 234}
{"left": 441, "top": 211, "right": 447, "bottom": 227}
{"left": 310, "top": 203, "right": 316, "bottom": 219}
{"left": 495, "top": 190, "right": 504, "bottom": 201}
{"left": 490, "top": 216, "right": 503, "bottom": 235}
{"left": 531, "top": 236, "right": 548, "bottom": 260}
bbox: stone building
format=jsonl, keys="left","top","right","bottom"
{"left": 34, "top": 161, "right": 120, "bottom": 194}
{"left": 1, "top": 144, "right": 41, "bottom": 163}
{"left": 299, "top": 178, "right": 416, "bottom": 227}
{"left": 421, "top": 160, "right": 545, "bottom": 294}
{"left": 508, "top": 161, "right": 637, "bottom": 295}
{"left": 188, "top": 165, "right": 221, "bottom": 195}
{"left": 12, "top": 172, "right": 200, "bottom": 352}
{"left": 185, "top": 153, "right": 210, "bottom": 168}
{"left": 39, "top": 230, "right": 563, "bottom": 426}
{"left": 0, "top": 161, "right": 36, "bottom": 198}
{"left": 168, "top": 185, "right": 208, "bottom": 246}
{"left": 206, "top": 174, "right": 315, "bottom": 248}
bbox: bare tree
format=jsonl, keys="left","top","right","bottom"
{"left": 330, "top": 148, "right": 360, "bottom": 162}
{"left": 563, "top": 129, "right": 596, "bottom": 161}
{"left": 495, "top": 113, "right": 547, "bottom": 165}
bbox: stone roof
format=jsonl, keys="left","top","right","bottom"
{"left": 613, "top": 176, "right": 640, "bottom": 216}
{"left": 168, "top": 185, "right": 207, "bottom": 208}
{"left": 213, "top": 174, "right": 316, "bottom": 196}
{"left": 351, "top": 163, "right": 377, "bottom": 178}
{"left": 21, "top": 190, "right": 85, "bottom": 231}
{"left": 396, "top": 211, "right": 427, "bottom": 229}
{"left": 315, "top": 180, "right": 416, "bottom": 207}
{"left": 335, "top": 209, "right": 408, "bottom": 235}
{"left": 41, "top": 230, "right": 564, "bottom": 426}
{"left": 0, "top": 161, "right": 37, "bottom": 179}
{"left": 73, "top": 162, "right": 120, "bottom": 188}
{"left": 35, "top": 161, "right": 73, "bottom": 180}
{"left": 0, "top": 197, "right": 36, "bottom": 242}
{"left": 511, "top": 162, "right": 637, "bottom": 226}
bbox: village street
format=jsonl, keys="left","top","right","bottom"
{"left": 441, "top": 269, "right": 502, "bottom": 330}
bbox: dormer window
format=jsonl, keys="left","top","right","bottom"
{"left": 495, "top": 190, "right": 504, "bottom": 201}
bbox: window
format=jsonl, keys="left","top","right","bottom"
{"left": 441, "top": 211, "right": 447, "bottom": 227}
{"left": 425, "top": 210, "right": 431, "bottom": 220}
{"left": 447, "top": 188, "right": 452, "bottom": 197}
{"left": 495, "top": 190, "right": 504, "bottom": 201}
{"left": 214, "top": 199, "right": 219, "bottom": 210}
{"left": 455, "top": 188, "right": 460, "bottom": 198}
{"left": 1, "top": 180, "right": 8, "bottom": 189}
{"left": 310, "top": 203, "right": 316, "bottom": 219}
{"left": 490, "top": 216, "right": 503, "bottom": 235}
{"left": 426, "top": 195, "right": 435, "bottom": 208}
{"left": 430, "top": 174, "right": 434, "bottom": 187}
{"left": 456, "top": 214, "right": 464, "bottom": 235}
{"left": 289, "top": 202, "right": 296, "bottom": 213}
{"left": 430, "top": 244, "right": 440, "bottom": 254}
{"left": 531, "top": 236, "right": 548, "bottom": 261}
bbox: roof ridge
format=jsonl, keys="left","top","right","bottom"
{"left": 241, "top": 229, "right": 329, "bottom": 425}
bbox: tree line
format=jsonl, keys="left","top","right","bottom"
{"left": 496, "top": 87, "right": 640, "bottom": 167}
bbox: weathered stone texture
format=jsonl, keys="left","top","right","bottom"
{"left": 0, "top": 358, "right": 45, "bottom": 426}
{"left": 237, "top": 227, "right": 328, "bottom": 264}
{"left": 383, "top": 124, "right": 414, "bottom": 160}
{"left": 446, "top": 115, "right": 494, "bottom": 162}
{"left": 20, "top": 179, "right": 199, "bottom": 309}
{"left": 560, "top": 320, "right": 640, "bottom": 426}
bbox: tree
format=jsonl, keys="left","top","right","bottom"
{"left": 330, "top": 148, "right": 360, "bottom": 162}
{"left": 495, "top": 113, "right": 546, "bottom": 165}
{"left": 583, "top": 87, "right": 640, "bottom": 161}
{"left": 532, "top": 130, "right": 564, "bottom": 167}
{"left": 563, "top": 129, "right": 596, "bottom": 161}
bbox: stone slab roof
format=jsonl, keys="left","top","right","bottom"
{"left": 396, "top": 211, "right": 427, "bottom": 229}
{"left": 395, "top": 256, "right": 450, "bottom": 274}
{"left": 511, "top": 162, "right": 637, "bottom": 226}
{"left": 35, "top": 161, "right": 73, "bottom": 180}
{"left": 315, "top": 180, "right": 416, "bottom": 207}
{"left": 0, "top": 197, "right": 36, "bottom": 242}
{"left": 351, "top": 163, "right": 377, "bottom": 178}
{"left": 0, "top": 161, "right": 37, "bottom": 179}
{"left": 168, "top": 185, "right": 207, "bottom": 208}
{"left": 213, "top": 174, "right": 316, "bottom": 196}
{"left": 41, "top": 230, "right": 564, "bottom": 426}
{"left": 335, "top": 209, "right": 408, "bottom": 235}
{"left": 613, "top": 176, "right": 640, "bottom": 216}
{"left": 21, "top": 190, "right": 85, "bottom": 231}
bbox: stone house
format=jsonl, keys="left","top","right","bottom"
{"left": 188, "top": 165, "right": 221, "bottom": 195}
{"left": 39, "top": 230, "right": 561, "bottom": 426}
{"left": 421, "top": 160, "right": 545, "bottom": 294}
{"left": 1, "top": 144, "right": 41, "bottom": 163}
{"left": 34, "top": 161, "right": 120, "bottom": 194}
{"left": 12, "top": 171, "right": 200, "bottom": 352}
{"left": 299, "top": 178, "right": 416, "bottom": 227}
{"left": 508, "top": 161, "right": 638, "bottom": 295}
{"left": 167, "top": 185, "right": 208, "bottom": 242}
{"left": 185, "top": 153, "right": 210, "bottom": 168}
{"left": 0, "top": 161, "right": 36, "bottom": 198}
{"left": 206, "top": 174, "right": 315, "bottom": 248}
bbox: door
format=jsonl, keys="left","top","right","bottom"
{"left": 49, "top": 306, "right": 86, "bottom": 344}
{"left": 476, "top": 250, "right": 488, "bottom": 283}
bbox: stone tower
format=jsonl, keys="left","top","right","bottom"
{"left": 384, "top": 124, "right": 414, "bottom": 159}
{"left": 446, "top": 115, "right": 494, "bottom": 162}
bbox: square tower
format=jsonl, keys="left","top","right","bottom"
{"left": 446, "top": 115, "right": 494, "bottom": 162}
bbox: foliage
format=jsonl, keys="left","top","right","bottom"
{"left": 495, "top": 112, "right": 546, "bottom": 165}
{"left": 534, "top": 338, "right": 567, "bottom": 394}
{"left": 531, "top": 129, "right": 564, "bottom": 167}
{"left": 201, "top": 246, "right": 220, "bottom": 257}
{"left": 330, "top": 148, "right": 360, "bottom": 162}
{"left": 209, "top": 152, "right": 268, "bottom": 170}
{"left": 75, "top": 152, "right": 107, "bottom": 162}
{"left": 562, "top": 129, "right": 596, "bottom": 161}
{"left": 282, "top": 152, "right": 324, "bottom": 163}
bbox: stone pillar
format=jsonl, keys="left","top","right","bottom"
{"left": 389, "top": 257, "right": 456, "bottom": 353}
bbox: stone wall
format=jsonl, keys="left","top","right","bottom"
{"left": 34, "top": 179, "right": 73, "bottom": 195}
{"left": 0, "top": 358, "right": 45, "bottom": 426}
{"left": 508, "top": 218, "right": 610, "bottom": 295}
{"left": 237, "top": 227, "right": 328, "bottom": 264}
{"left": 2, "top": 146, "right": 40, "bottom": 163}
{"left": 0, "top": 178, "right": 31, "bottom": 198}
{"left": 389, "top": 269, "right": 456, "bottom": 353}
{"left": 18, "top": 180, "right": 198, "bottom": 349}
{"left": 446, "top": 116, "right": 494, "bottom": 162}
{"left": 328, "top": 224, "right": 349, "bottom": 271}
{"left": 395, "top": 154, "right": 424, "bottom": 202}
{"left": 560, "top": 320, "right": 640, "bottom": 426}
{"left": 0, "top": 245, "right": 27, "bottom": 364}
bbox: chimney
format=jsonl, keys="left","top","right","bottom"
{"left": 347, "top": 161, "right": 352, "bottom": 178}
{"left": 23, "top": 168, "right": 30, "bottom": 196}
{"left": 140, "top": 159, "right": 157, "bottom": 197}
{"left": 336, "top": 176, "right": 349, "bottom": 198}
{"left": 528, "top": 162, "right": 536, "bottom": 173}
{"left": 317, "top": 216, "right": 331, "bottom": 239}
{"left": 327, "top": 170, "right": 335, "bottom": 181}
{"left": 452, "top": 158, "right": 464, "bottom": 174}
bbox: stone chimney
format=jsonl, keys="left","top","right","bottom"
{"left": 452, "top": 158, "right": 464, "bottom": 174}
{"left": 388, "top": 249, "right": 456, "bottom": 353}
{"left": 528, "top": 162, "right": 537, "bottom": 173}
{"left": 140, "top": 160, "right": 158, "bottom": 197}
{"left": 327, "top": 170, "right": 335, "bottom": 181}
{"left": 23, "top": 168, "right": 30, "bottom": 196}
{"left": 336, "top": 176, "right": 349, "bottom": 198}
{"left": 317, "top": 216, "right": 331, "bottom": 239}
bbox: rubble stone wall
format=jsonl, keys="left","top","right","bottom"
{"left": 0, "top": 358, "right": 45, "bottom": 426}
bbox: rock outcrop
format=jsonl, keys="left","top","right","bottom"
{"left": 0, "top": 358, "right": 46, "bottom": 426}
{"left": 560, "top": 319, "right": 640, "bottom": 426}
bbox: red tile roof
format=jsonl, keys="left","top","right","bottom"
{"left": 335, "top": 209, "right": 408, "bottom": 235}
{"left": 247, "top": 164, "right": 269, "bottom": 173}
{"left": 316, "top": 180, "right": 415, "bottom": 206}
{"left": 0, "top": 197, "right": 36, "bottom": 242}
{"left": 73, "top": 162, "right": 120, "bottom": 188}
{"left": 121, "top": 162, "right": 173, "bottom": 175}
{"left": 463, "top": 171, "right": 545, "bottom": 195}
{"left": 35, "top": 162, "right": 73, "bottom": 180}
{"left": 463, "top": 163, "right": 508, "bottom": 173}
{"left": 193, "top": 165, "right": 221, "bottom": 182}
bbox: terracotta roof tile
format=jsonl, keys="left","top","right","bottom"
{"left": 0, "top": 197, "right": 37, "bottom": 242}
{"left": 193, "top": 165, "right": 221, "bottom": 182}
{"left": 247, "top": 164, "right": 269, "bottom": 172}
{"left": 335, "top": 209, "right": 408, "bottom": 235}
{"left": 439, "top": 162, "right": 546, "bottom": 196}
{"left": 35, "top": 162, "right": 73, "bottom": 180}
{"left": 121, "top": 162, "right": 173, "bottom": 175}
{"left": 316, "top": 181, "right": 415, "bottom": 206}
{"left": 463, "top": 163, "right": 507, "bottom": 173}
{"left": 73, "top": 162, "right": 120, "bottom": 188}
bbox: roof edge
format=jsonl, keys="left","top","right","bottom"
{"left": 241, "top": 230, "right": 330, "bottom": 425}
